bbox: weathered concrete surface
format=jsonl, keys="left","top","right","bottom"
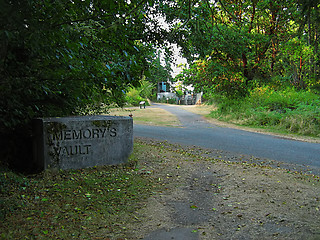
{"left": 33, "top": 115, "right": 133, "bottom": 170}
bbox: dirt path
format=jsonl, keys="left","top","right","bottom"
{"left": 106, "top": 104, "right": 320, "bottom": 239}
{"left": 117, "top": 138, "right": 320, "bottom": 240}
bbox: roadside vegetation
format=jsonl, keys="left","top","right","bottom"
{"left": 1, "top": 1, "right": 319, "bottom": 238}
{"left": 108, "top": 107, "right": 180, "bottom": 127}
{"left": 170, "top": 1, "right": 320, "bottom": 139}
{"left": 2, "top": 1, "right": 320, "bottom": 168}
{"left": 0, "top": 153, "right": 155, "bottom": 239}
{"left": 208, "top": 87, "right": 320, "bottom": 138}
{"left": 2, "top": 140, "right": 319, "bottom": 239}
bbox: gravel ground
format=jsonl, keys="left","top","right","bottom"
{"left": 120, "top": 138, "right": 320, "bottom": 240}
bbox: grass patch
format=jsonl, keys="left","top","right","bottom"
{"left": 209, "top": 87, "right": 320, "bottom": 137}
{"left": 107, "top": 107, "right": 181, "bottom": 127}
{"left": 2, "top": 139, "right": 319, "bottom": 239}
{"left": 178, "top": 104, "right": 217, "bottom": 116}
{"left": 0, "top": 153, "right": 155, "bottom": 239}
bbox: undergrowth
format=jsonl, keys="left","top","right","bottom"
{"left": 210, "top": 87, "right": 320, "bottom": 137}
{"left": 0, "top": 149, "right": 155, "bottom": 239}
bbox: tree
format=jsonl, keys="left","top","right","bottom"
{"left": 0, "top": 0, "right": 168, "bottom": 169}
{"left": 165, "top": 0, "right": 320, "bottom": 97}
{"left": 145, "top": 50, "right": 173, "bottom": 96}
{"left": 296, "top": 0, "right": 320, "bottom": 90}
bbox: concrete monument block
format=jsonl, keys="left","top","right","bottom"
{"left": 32, "top": 115, "right": 133, "bottom": 170}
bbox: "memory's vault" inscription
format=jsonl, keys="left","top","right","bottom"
{"left": 33, "top": 116, "right": 133, "bottom": 170}
{"left": 51, "top": 127, "right": 117, "bottom": 141}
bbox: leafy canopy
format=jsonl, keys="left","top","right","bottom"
{"left": 0, "top": 0, "right": 171, "bottom": 168}
{"left": 167, "top": 0, "right": 320, "bottom": 97}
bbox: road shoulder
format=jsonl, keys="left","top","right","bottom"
{"left": 178, "top": 104, "right": 320, "bottom": 143}
{"left": 122, "top": 138, "right": 320, "bottom": 239}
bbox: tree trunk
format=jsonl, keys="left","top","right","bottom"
{"left": 242, "top": 53, "right": 249, "bottom": 79}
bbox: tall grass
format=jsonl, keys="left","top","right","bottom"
{"left": 210, "top": 87, "right": 320, "bottom": 137}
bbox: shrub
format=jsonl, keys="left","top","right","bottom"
{"left": 158, "top": 97, "right": 177, "bottom": 104}
{"left": 125, "top": 88, "right": 148, "bottom": 107}
{"left": 210, "top": 88, "right": 320, "bottom": 137}
{"left": 249, "top": 86, "right": 319, "bottom": 112}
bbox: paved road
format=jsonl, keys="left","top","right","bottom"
{"left": 134, "top": 104, "right": 320, "bottom": 175}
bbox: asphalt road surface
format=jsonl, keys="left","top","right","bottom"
{"left": 134, "top": 104, "right": 320, "bottom": 175}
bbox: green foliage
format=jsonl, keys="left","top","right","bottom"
{"left": 125, "top": 79, "right": 154, "bottom": 106}
{"left": 145, "top": 52, "right": 173, "bottom": 96}
{"left": 125, "top": 88, "right": 146, "bottom": 106}
{"left": 278, "top": 37, "right": 316, "bottom": 89}
{"left": 210, "top": 87, "right": 320, "bottom": 137}
{"left": 0, "top": 0, "right": 167, "bottom": 167}
{"left": 3, "top": 0, "right": 320, "bottom": 168}
{"left": 0, "top": 156, "right": 155, "bottom": 239}
{"left": 139, "top": 78, "right": 156, "bottom": 99}
{"left": 157, "top": 97, "right": 177, "bottom": 104}
{"left": 169, "top": 0, "right": 320, "bottom": 98}
{"left": 175, "top": 89, "right": 184, "bottom": 97}
{"left": 248, "top": 86, "right": 320, "bottom": 113}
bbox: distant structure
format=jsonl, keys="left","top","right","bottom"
{"left": 158, "top": 81, "right": 168, "bottom": 93}
{"left": 156, "top": 81, "right": 202, "bottom": 105}
{"left": 157, "top": 81, "right": 176, "bottom": 101}
{"left": 179, "top": 92, "right": 202, "bottom": 105}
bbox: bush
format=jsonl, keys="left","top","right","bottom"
{"left": 248, "top": 86, "right": 318, "bottom": 112}
{"left": 158, "top": 97, "right": 177, "bottom": 104}
{"left": 125, "top": 88, "right": 148, "bottom": 106}
{"left": 210, "top": 88, "right": 320, "bottom": 137}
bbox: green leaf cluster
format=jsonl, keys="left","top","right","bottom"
{"left": 211, "top": 88, "right": 320, "bottom": 136}
{"left": 0, "top": 0, "right": 166, "bottom": 167}
{"left": 168, "top": 0, "right": 320, "bottom": 97}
